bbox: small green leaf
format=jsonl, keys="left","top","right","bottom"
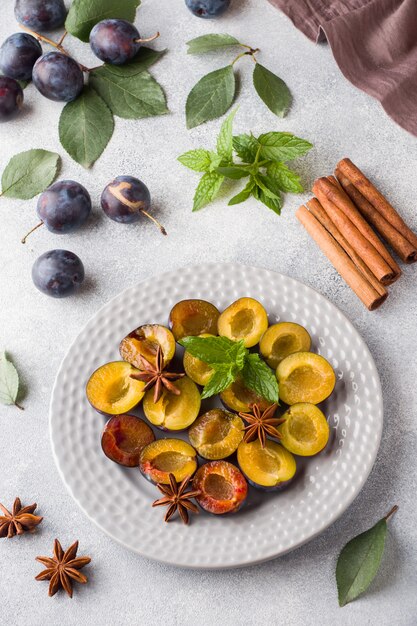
{"left": 59, "top": 87, "right": 114, "bottom": 168}
{"left": 192, "top": 172, "right": 224, "bottom": 211}
{"left": 253, "top": 181, "right": 283, "bottom": 215}
{"left": 0, "top": 352, "right": 20, "bottom": 407}
{"left": 201, "top": 364, "right": 237, "bottom": 399}
{"left": 0, "top": 149, "right": 60, "bottom": 199}
{"left": 266, "top": 162, "right": 304, "bottom": 193}
{"left": 186, "top": 65, "right": 236, "bottom": 129}
{"left": 208, "top": 152, "right": 223, "bottom": 172}
{"left": 66, "top": 0, "right": 141, "bottom": 42}
{"left": 253, "top": 63, "right": 292, "bottom": 118}
{"left": 101, "top": 47, "right": 166, "bottom": 77}
{"left": 258, "top": 132, "right": 313, "bottom": 161}
{"left": 178, "top": 149, "right": 213, "bottom": 172}
{"left": 89, "top": 69, "right": 168, "bottom": 119}
{"left": 232, "top": 134, "right": 259, "bottom": 163}
{"left": 216, "top": 108, "right": 238, "bottom": 162}
{"left": 336, "top": 507, "right": 398, "bottom": 607}
{"left": 228, "top": 179, "right": 256, "bottom": 205}
{"left": 187, "top": 34, "right": 240, "bottom": 55}
{"left": 241, "top": 353, "right": 279, "bottom": 403}
{"left": 216, "top": 166, "right": 249, "bottom": 180}
{"left": 254, "top": 174, "right": 280, "bottom": 199}
{"left": 179, "top": 336, "right": 246, "bottom": 366}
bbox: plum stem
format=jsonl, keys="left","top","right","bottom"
{"left": 135, "top": 32, "right": 160, "bottom": 44}
{"left": 19, "top": 25, "right": 90, "bottom": 72}
{"left": 21, "top": 221, "right": 44, "bottom": 244}
{"left": 57, "top": 30, "right": 67, "bottom": 46}
{"left": 384, "top": 505, "right": 399, "bottom": 522}
{"left": 14, "top": 402, "right": 24, "bottom": 411}
{"left": 231, "top": 47, "right": 260, "bottom": 66}
{"left": 140, "top": 209, "right": 167, "bottom": 236}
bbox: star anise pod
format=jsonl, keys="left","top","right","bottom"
{"left": 35, "top": 539, "right": 91, "bottom": 598}
{"left": 239, "top": 403, "right": 285, "bottom": 448}
{"left": 152, "top": 473, "right": 200, "bottom": 524}
{"left": 130, "top": 345, "right": 185, "bottom": 403}
{"left": 0, "top": 497, "right": 43, "bottom": 538}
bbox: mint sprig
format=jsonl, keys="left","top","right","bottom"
{"left": 179, "top": 335, "right": 279, "bottom": 403}
{"left": 178, "top": 110, "right": 312, "bottom": 214}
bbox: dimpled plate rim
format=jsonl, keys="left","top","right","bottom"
{"left": 49, "top": 263, "right": 383, "bottom": 569}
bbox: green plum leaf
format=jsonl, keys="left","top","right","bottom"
{"left": 253, "top": 63, "right": 292, "bottom": 118}
{"left": 0, "top": 352, "right": 21, "bottom": 408}
{"left": 186, "top": 65, "right": 236, "bottom": 129}
{"left": 66, "top": 0, "right": 141, "bottom": 42}
{"left": 0, "top": 149, "right": 60, "bottom": 199}
{"left": 187, "top": 34, "right": 240, "bottom": 55}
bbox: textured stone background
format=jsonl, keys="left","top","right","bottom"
{"left": 1, "top": 0, "right": 416, "bottom": 624}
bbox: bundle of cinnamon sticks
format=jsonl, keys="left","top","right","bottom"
{"left": 297, "top": 158, "right": 417, "bottom": 310}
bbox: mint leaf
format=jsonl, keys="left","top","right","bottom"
{"left": 217, "top": 108, "right": 237, "bottom": 162}
{"left": 254, "top": 174, "right": 280, "bottom": 199}
{"left": 101, "top": 47, "right": 165, "bottom": 77}
{"left": 178, "top": 149, "right": 213, "bottom": 172}
{"left": 253, "top": 63, "right": 292, "bottom": 118}
{"left": 179, "top": 336, "right": 246, "bottom": 366}
{"left": 89, "top": 69, "right": 168, "bottom": 119}
{"left": 241, "top": 353, "right": 279, "bottom": 403}
{"left": 187, "top": 34, "right": 240, "bottom": 55}
{"left": 233, "top": 134, "right": 259, "bottom": 163}
{"left": 266, "top": 162, "right": 303, "bottom": 193}
{"left": 258, "top": 132, "right": 313, "bottom": 161}
{"left": 336, "top": 506, "right": 398, "bottom": 607}
{"left": 0, "top": 352, "right": 20, "bottom": 407}
{"left": 0, "top": 149, "right": 60, "bottom": 199}
{"left": 228, "top": 179, "right": 256, "bottom": 205}
{"left": 66, "top": 0, "right": 141, "bottom": 42}
{"left": 253, "top": 181, "right": 283, "bottom": 214}
{"left": 201, "top": 364, "right": 237, "bottom": 399}
{"left": 59, "top": 87, "right": 114, "bottom": 168}
{"left": 208, "top": 152, "right": 223, "bottom": 172}
{"left": 186, "top": 66, "right": 236, "bottom": 129}
{"left": 216, "top": 166, "right": 250, "bottom": 180}
{"left": 192, "top": 172, "right": 224, "bottom": 211}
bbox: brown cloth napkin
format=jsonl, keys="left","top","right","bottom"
{"left": 268, "top": 0, "right": 417, "bottom": 137}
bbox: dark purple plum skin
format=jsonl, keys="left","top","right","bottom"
{"left": 0, "top": 33, "right": 42, "bottom": 81}
{"left": 32, "top": 249, "right": 85, "bottom": 298}
{"left": 37, "top": 180, "right": 92, "bottom": 234}
{"left": 15, "top": 0, "right": 67, "bottom": 31}
{"left": 101, "top": 176, "right": 151, "bottom": 224}
{"left": 90, "top": 19, "right": 141, "bottom": 65}
{"left": 32, "top": 52, "right": 84, "bottom": 102}
{"left": 0, "top": 76, "right": 23, "bottom": 122}
{"left": 185, "top": 0, "right": 230, "bottom": 18}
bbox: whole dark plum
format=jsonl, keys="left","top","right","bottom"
{"left": 37, "top": 180, "right": 92, "bottom": 234}
{"left": 185, "top": 0, "right": 231, "bottom": 18}
{"left": 32, "top": 52, "right": 84, "bottom": 102}
{"left": 90, "top": 19, "right": 141, "bottom": 65}
{"left": 0, "top": 76, "right": 23, "bottom": 122}
{"left": 15, "top": 0, "right": 67, "bottom": 31}
{"left": 0, "top": 33, "right": 42, "bottom": 81}
{"left": 32, "top": 249, "right": 85, "bottom": 298}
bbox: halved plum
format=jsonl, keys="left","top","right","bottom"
{"left": 220, "top": 378, "right": 272, "bottom": 413}
{"left": 278, "top": 403, "right": 329, "bottom": 456}
{"left": 193, "top": 461, "right": 247, "bottom": 514}
{"left": 276, "top": 352, "right": 336, "bottom": 405}
{"left": 237, "top": 439, "right": 296, "bottom": 490}
{"left": 101, "top": 414, "right": 155, "bottom": 467}
{"left": 217, "top": 297, "right": 268, "bottom": 347}
{"left": 143, "top": 376, "right": 201, "bottom": 430}
{"left": 139, "top": 438, "right": 197, "bottom": 484}
{"left": 119, "top": 324, "right": 175, "bottom": 369}
{"left": 260, "top": 322, "right": 311, "bottom": 369}
{"left": 188, "top": 409, "right": 244, "bottom": 460}
{"left": 183, "top": 333, "right": 215, "bottom": 385}
{"left": 169, "top": 299, "right": 220, "bottom": 341}
{"left": 86, "top": 361, "right": 145, "bottom": 414}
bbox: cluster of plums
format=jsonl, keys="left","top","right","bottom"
{"left": 30, "top": 175, "right": 163, "bottom": 298}
{"left": 0, "top": 0, "right": 160, "bottom": 121}
{"left": 86, "top": 297, "right": 335, "bottom": 517}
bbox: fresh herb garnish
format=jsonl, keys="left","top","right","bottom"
{"left": 0, "top": 149, "right": 60, "bottom": 200}
{"left": 185, "top": 34, "right": 292, "bottom": 128}
{"left": 179, "top": 335, "right": 279, "bottom": 403}
{"left": 178, "top": 109, "right": 312, "bottom": 213}
{"left": 336, "top": 505, "right": 398, "bottom": 606}
{"left": 0, "top": 352, "right": 23, "bottom": 410}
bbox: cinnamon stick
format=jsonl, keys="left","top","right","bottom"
{"left": 313, "top": 177, "right": 401, "bottom": 282}
{"left": 306, "top": 198, "right": 386, "bottom": 297}
{"left": 296, "top": 205, "right": 387, "bottom": 311}
{"left": 336, "top": 168, "right": 417, "bottom": 264}
{"left": 312, "top": 178, "right": 397, "bottom": 285}
{"left": 337, "top": 158, "right": 417, "bottom": 250}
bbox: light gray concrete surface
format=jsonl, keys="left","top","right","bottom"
{"left": 1, "top": 0, "right": 416, "bottom": 624}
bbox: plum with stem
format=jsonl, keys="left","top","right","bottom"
{"left": 90, "top": 19, "right": 159, "bottom": 65}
